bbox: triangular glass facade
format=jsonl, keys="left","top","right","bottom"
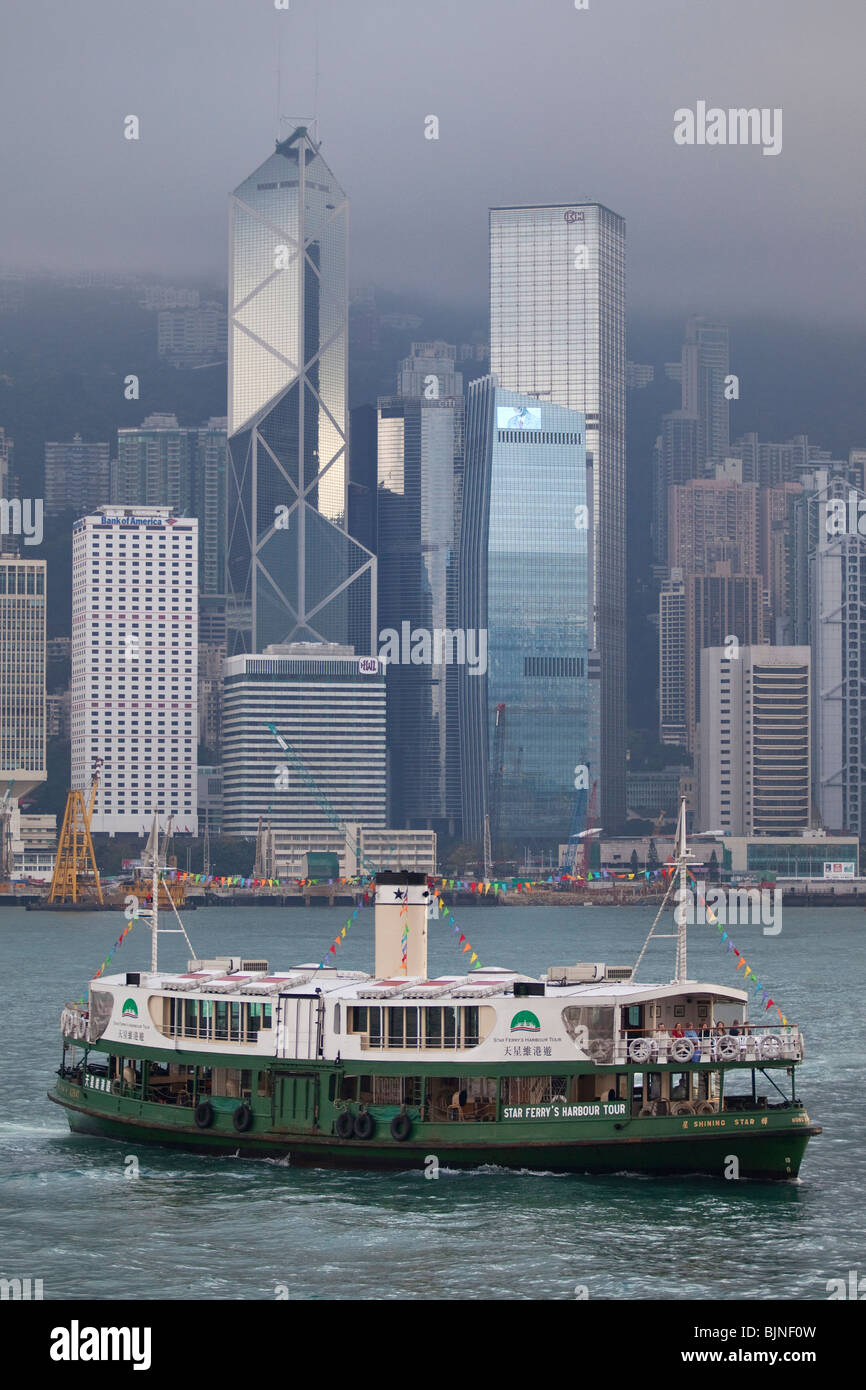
{"left": 226, "top": 126, "right": 375, "bottom": 654}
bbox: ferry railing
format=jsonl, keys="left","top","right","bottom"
{"left": 612, "top": 1024, "right": 803, "bottom": 1066}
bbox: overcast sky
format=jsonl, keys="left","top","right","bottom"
{"left": 1, "top": 0, "right": 864, "bottom": 321}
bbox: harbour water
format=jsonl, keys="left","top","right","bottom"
{"left": 1, "top": 902, "right": 862, "bottom": 1300}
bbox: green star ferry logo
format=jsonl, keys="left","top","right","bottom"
{"left": 121, "top": 998, "right": 138, "bottom": 1018}
{"left": 510, "top": 1009, "right": 541, "bottom": 1033}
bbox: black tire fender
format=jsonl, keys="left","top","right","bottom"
{"left": 353, "top": 1110, "right": 375, "bottom": 1141}
{"left": 335, "top": 1110, "right": 354, "bottom": 1139}
{"left": 194, "top": 1100, "right": 214, "bottom": 1129}
{"left": 390, "top": 1112, "right": 412, "bottom": 1142}
{"left": 232, "top": 1103, "right": 253, "bottom": 1133}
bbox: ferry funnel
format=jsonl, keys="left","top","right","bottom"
{"left": 374, "top": 871, "right": 430, "bottom": 979}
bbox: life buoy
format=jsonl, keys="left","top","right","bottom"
{"left": 390, "top": 1113, "right": 412, "bottom": 1142}
{"left": 335, "top": 1111, "right": 354, "bottom": 1139}
{"left": 353, "top": 1111, "right": 375, "bottom": 1140}
{"left": 670, "top": 1037, "right": 695, "bottom": 1063}
{"left": 760, "top": 1035, "right": 783, "bottom": 1060}
{"left": 194, "top": 1100, "right": 214, "bottom": 1129}
{"left": 639, "top": 1103, "right": 657, "bottom": 1117}
{"left": 716, "top": 1035, "right": 740, "bottom": 1061}
{"left": 628, "top": 1038, "right": 652, "bottom": 1063}
{"left": 671, "top": 1101, "right": 696, "bottom": 1116}
{"left": 696, "top": 1100, "right": 715, "bottom": 1114}
{"left": 233, "top": 1104, "right": 253, "bottom": 1133}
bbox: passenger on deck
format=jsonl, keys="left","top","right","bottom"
{"left": 654, "top": 1023, "right": 668, "bottom": 1058}
{"left": 671, "top": 1022, "right": 685, "bottom": 1039}
{"left": 684, "top": 1021, "right": 701, "bottom": 1061}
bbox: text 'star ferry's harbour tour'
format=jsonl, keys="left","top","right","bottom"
{"left": 50, "top": 807, "right": 820, "bottom": 1179}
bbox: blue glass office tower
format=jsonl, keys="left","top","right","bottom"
{"left": 459, "top": 378, "right": 592, "bottom": 848}
{"left": 490, "top": 203, "right": 625, "bottom": 830}
{"left": 226, "top": 125, "right": 375, "bottom": 655}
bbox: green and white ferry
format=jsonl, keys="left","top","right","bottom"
{"left": 50, "top": 811, "right": 820, "bottom": 1178}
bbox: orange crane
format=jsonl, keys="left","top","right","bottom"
{"left": 48, "top": 761, "right": 104, "bottom": 905}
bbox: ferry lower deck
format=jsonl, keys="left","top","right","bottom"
{"left": 50, "top": 1049, "right": 819, "bottom": 1179}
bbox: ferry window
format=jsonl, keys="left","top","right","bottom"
{"left": 229, "top": 1002, "right": 241, "bottom": 1042}
{"left": 405, "top": 1008, "right": 418, "bottom": 1047}
{"left": 262, "top": 1005, "right": 272, "bottom": 1030}
{"left": 388, "top": 1008, "right": 404, "bottom": 1048}
{"left": 368, "top": 1008, "right": 382, "bottom": 1048}
{"left": 647, "top": 1072, "right": 663, "bottom": 1102}
{"left": 464, "top": 1007, "right": 479, "bottom": 1047}
{"left": 349, "top": 1007, "right": 368, "bottom": 1033}
{"left": 247, "top": 1004, "right": 261, "bottom": 1040}
{"left": 257, "top": 1071, "right": 272, "bottom": 1098}
{"left": 340, "top": 1076, "right": 357, "bottom": 1100}
{"left": 214, "top": 1001, "right": 228, "bottom": 1041}
{"left": 425, "top": 1007, "right": 442, "bottom": 1049}
{"left": 333, "top": 1004, "right": 341, "bottom": 1035}
{"left": 200, "top": 1000, "right": 213, "bottom": 1039}
{"left": 443, "top": 1007, "right": 457, "bottom": 1048}
{"left": 670, "top": 1072, "right": 689, "bottom": 1101}
{"left": 616, "top": 1074, "right": 629, "bottom": 1100}
{"left": 624, "top": 1006, "right": 642, "bottom": 1030}
{"left": 500, "top": 1073, "right": 561, "bottom": 1106}
{"left": 184, "top": 999, "right": 197, "bottom": 1036}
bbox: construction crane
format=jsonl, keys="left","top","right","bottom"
{"left": 48, "top": 760, "right": 104, "bottom": 905}
{"left": 267, "top": 722, "right": 376, "bottom": 876}
{"left": 581, "top": 779, "right": 600, "bottom": 878}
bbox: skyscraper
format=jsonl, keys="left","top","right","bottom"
{"left": 112, "top": 414, "right": 228, "bottom": 597}
{"left": 377, "top": 343, "right": 464, "bottom": 832}
{"left": 44, "top": 436, "right": 111, "bottom": 518}
{"left": 489, "top": 202, "right": 625, "bottom": 828}
{"left": 807, "top": 472, "right": 866, "bottom": 835}
{"left": 698, "top": 645, "right": 810, "bottom": 836}
{"left": 226, "top": 125, "right": 375, "bottom": 656}
{"left": 681, "top": 316, "right": 730, "bottom": 469}
{"left": 71, "top": 507, "right": 198, "bottom": 834}
{"left": 221, "top": 644, "right": 386, "bottom": 837}
{"left": 459, "top": 379, "right": 591, "bottom": 849}
{"left": 0, "top": 556, "right": 46, "bottom": 800}
{"left": 684, "top": 568, "right": 765, "bottom": 752}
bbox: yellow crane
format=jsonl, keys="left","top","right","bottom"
{"left": 48, "top": 761, "right": 104, "bottom": 905}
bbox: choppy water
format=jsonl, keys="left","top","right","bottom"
{"left": 1, "top": 901, "right": 862, "bottom": 1300}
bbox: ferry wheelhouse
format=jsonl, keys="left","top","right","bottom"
{"left": 49, "top": 820, "right": 819, "bottom": 1179}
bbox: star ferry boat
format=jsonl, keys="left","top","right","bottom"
{"left": 50, "top": 817, "right": 820, "bottom": 1179}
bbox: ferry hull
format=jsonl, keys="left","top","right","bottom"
{"left": 49, "top": 1089, "right": 818, "bottom": 1180}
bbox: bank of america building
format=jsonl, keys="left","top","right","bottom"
{"left": 459, "top": 381, "right": 594, "bottom": 846}
{"left": 226, "top": 125, "right": 375, "bottom": 656}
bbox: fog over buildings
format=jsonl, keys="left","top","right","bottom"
{"left": 1, "top": 0, "right": 865, "bottom": 322}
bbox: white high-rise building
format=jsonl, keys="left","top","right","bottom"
{"left": 697, "top": 645, "right": 810, "bottom": 836}
{"left": 489, "top": 202, "right": 626, "bottom": 828}
{"left": 221, "top": 643, "right": 386, "bottom": 837}
{"left": 71, "top": 506, "right": 198, "bottom": 835}
{"left": 0, "top": 556, "right": 46, "bottom": 800}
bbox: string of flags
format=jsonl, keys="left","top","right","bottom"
{"left": 432, "top": 887, "right": 483, "bottom": 972}
{"left": 688, "top": 872, "right": 789, "bottom": 1026}
{"left": 78, "top": 914, "right": 139, "bottom": 1001}
{"left": 321, "top": 887, "right": 374, "bottom": 968}
{"left": 165, "top": 867, "right": 673, "bottom": 892}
